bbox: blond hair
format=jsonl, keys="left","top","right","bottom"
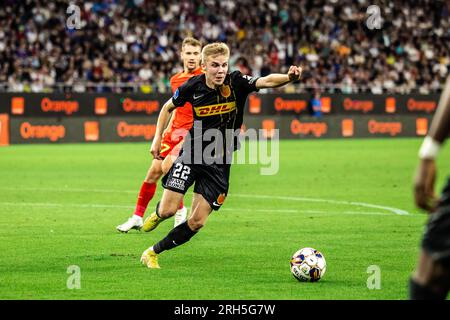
{"left": 181, "top": 37, "right": 202, "bottom": 51}
{"left": 201, "top": 42, "right": 230, "bottom": 64}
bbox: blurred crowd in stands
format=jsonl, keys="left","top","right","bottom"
{"left": 0, "top": 0, "right": 449, "bottom": 94}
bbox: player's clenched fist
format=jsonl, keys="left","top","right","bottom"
{"left": 150, "top": 136, "right": 162, "bottom": 160}
{"left": 288, "top": 66, "right": 302, "bottom": 81}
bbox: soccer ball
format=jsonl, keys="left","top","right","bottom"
{"left": 290, "top": 247, "right": 326, "bottom": 282}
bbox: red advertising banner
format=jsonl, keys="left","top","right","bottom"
{"left": 6, "top": 114, "right": 434, "bottom": 144}
{"left": 0, "top": 93, "right": 441, "bottom": 117}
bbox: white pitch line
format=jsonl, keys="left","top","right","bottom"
{"left": 232, "top": 194, "right": 411, "bottom": 216}
{"left": 0, "top": 186, "right": 412, "bottom": 215}
{"left": 0, "top": 186, "right": 136, "bottom": 194}
{"left": 0, "top": 201, "right": 134, "bottom": 209}
{"left": 219, "top": 208, "right": 392, "bottom": 216}
{"left": 0, "top": 201, "right": 404, "bottom": 216}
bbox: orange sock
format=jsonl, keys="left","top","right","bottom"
{"left": 134, "top": 182, "right": 156, "bottom": 217}
{"left": 178, "top": 198, "right": 184, "bottom": 210}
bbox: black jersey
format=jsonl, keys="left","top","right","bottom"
{"left": 172, "top": 70, "right": 259, "bottom": 164}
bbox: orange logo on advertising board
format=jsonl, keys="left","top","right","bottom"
{"left": 20, "top": 122, "right": 65, "bottom": 141}
{"left": 341, "top": 119, "right": 354, "bottom": 137}
{"left": 249, "top": 94, "right": 261, "bottom": 114}
{"left": 117, "top": 121, "right": 156, "bottom": 140}
{"left": 368, "top": 120, "right": 402, "bottom": 136}
{"left": 41, "top": 98, "right": 79, "bottom": 115}
{"left": 274, "top": 97, "right": 307, "bottom": 113}
{"left": 219, "top": 85, "right": 231, "bottom": 98}
{"left": 0, "top": 114, "right": 10, "bottom": 146}
{"left": 407, "top": 99, "right": 436, "bottom": 113}
{"left": 385, "top": 97, "right": 396, "bottom": 113}
{"left": 262, "top": 119, "right": 276, "bottom": 138}
{"left": 290, "top": 119, "right": 327, "bottom": 137}
{"left": 194, "top": 102, "right": 236, "bottom": 117}
{"left": 95, "top": 97, "right": 107, "bottom": 115}
{"left": 84, "top": 121, "right": 100, "bottom": 141}
{"left": 416, "top": 118, "right": 428, "bottom": 136}
{"left": 11, "top": 97, "right": 25, "bottom": 115}
{"left": 122, "top": 98, "right": 159, "bottom": 114}
{"left": 343, "top": 98, "right": 373, "bottom": 113}
{"left": 320, "top": 97, "right": 331, "bottom": 113}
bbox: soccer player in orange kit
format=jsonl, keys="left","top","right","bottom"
{"left": 116, "top": 37, "right": 203, "bottom": 232}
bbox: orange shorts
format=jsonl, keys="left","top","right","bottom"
{"left": 159, "top": 127, "right": 189, "bottom": 159}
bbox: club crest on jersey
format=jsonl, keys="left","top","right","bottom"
{"left": 217, "top": 193, "right": 226, "bottom": 204}
{"left": 219, "top": 85, "right": 231, "bottom": 98}
{"left": 194, "top": 101, "right": 236, "bottom": 117}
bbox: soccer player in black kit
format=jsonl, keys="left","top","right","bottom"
{"left": 410, "top": 75, "right": 450, "bottom": 299}
{"left": 140, "top": 42, "right": 302, "bottom": 268}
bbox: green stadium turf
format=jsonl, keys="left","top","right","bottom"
{"left": 0, "top": 138, "right": 449, "bottom": 300}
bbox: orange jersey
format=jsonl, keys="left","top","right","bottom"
{"left": 169, "top": 67, "right": 203, "bottom": 130}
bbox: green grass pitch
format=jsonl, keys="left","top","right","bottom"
{"left": 0, "top": 138, "right": 449, "bottom": 300}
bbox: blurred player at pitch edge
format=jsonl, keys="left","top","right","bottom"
{"left": 140, "top": 42, "right": 302, "bottom": 268}
{"left": 411, "top": 75, "right": 450, "bottom": 300}
{"left": 116, "top": 37, "right": 203, "bottom": 233}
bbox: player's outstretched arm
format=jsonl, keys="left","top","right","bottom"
{"left": 255, "top": 66, "right": 302, "bottom": 89}
{"left": 427, "top": 76, "right": 450, "bottom": 144}
{"left": 414, "top": 75, "right": 450, "bottom": 212}
{"left": 151, "top": 99, "right": 177, "bottom": 160}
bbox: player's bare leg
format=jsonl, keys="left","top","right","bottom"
{"left": 409, "top": 250, "right": 450, "bottom": 299}
{"left": 141, "top": 192, "right": 212, "bottom": 269}
{"left": 161, "top": 153, "right": 177, "bottom": 176}
{"left": 186, "top": 192, "right": 213, "bottom": 231}
{"left": 116, "top": 159, "right": 163, "bottom": 233}
{"left": 142, "top": 188, "right": 183, "bottom": 232}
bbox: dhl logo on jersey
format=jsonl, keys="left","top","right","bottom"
{"left": 194, "top": 102, "right": 236, "bottom": 117}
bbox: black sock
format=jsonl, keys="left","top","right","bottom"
{"left": 409, "top": 277, "right": 448, "bottom": 300}
{"left": 153, "top": 221, "right": 197, "bottom": 254}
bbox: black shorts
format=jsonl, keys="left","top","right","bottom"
{"left": 162, "top": 158, "right": 231, "bottom": 211}
{"left": 421, "top": 177, "right": 450, "bottom": 267}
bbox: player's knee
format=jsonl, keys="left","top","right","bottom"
{"left": 157, "top": 205, "right": 177, "bottom": 219}
{"left": 156, "top": 199, "right": 179, "bottom": 219}
{"left": 187, "top": 219, "right": 204, "bottom": 231}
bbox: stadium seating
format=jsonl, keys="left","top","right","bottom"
{"left": 0, "top": 0, "right": 448, "bottom": 94}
